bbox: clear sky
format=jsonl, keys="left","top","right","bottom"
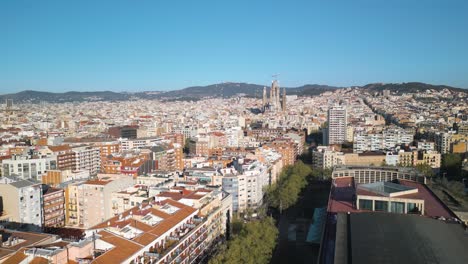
{"left": 1, "top": 0, "right": 468, "bottom": 93}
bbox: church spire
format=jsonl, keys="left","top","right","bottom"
{"left": 282, "top": 87, "right": 286, "bottom": 112}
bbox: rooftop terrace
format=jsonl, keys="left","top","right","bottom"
{"left": 329, "top": 177, "right": 456, "bottom": 218}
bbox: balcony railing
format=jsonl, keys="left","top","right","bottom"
{"left": 136, "top": 204, "right": 225, "bottom": 263}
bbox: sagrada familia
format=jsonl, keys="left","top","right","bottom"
{"left": 262, "top": 79, "right": 286, "bottom": 113}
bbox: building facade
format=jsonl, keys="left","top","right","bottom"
{"left": 327, "top": 105, "right": 347, "bottom": 145}
{"left": 0, "top": 178, "right": 43, "bottom": 229}
{"left": 42, "top": 186, "right": 65, "bottom": 227}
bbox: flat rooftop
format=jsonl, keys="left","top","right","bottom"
{"left": 348, "top": 213, "right": 468, "bottom": 264}
{"left": 358, "top": 181, "right": 417, "bottom": 197}
{"left": 329, "top": 177, "right": 455, "bottom": 218}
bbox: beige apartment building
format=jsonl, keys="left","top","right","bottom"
{"left": 64, "top": 175, "right": 134, "bottom": 228}
{"left": 344, "top": 152, "right": 386, "bottom": 166}
{"left": 398, "top": 150, "right": 441, "bottom": 168}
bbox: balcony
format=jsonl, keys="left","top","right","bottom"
{"left": 136, "top": 205, "right": 225, "bottom": 263}
{"left": 142, "top": 219, "right": 204, "bottom": 263}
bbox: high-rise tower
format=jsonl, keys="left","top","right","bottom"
{"left": 327, "top": 105, "right": 347, "bottom": 145}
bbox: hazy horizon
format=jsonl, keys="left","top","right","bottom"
{"left": 1, "top": 80, "right": 467, "bottom": 95}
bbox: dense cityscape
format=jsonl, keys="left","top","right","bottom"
{"left": 0, "top": 81, "right": 467, "bottom": 263}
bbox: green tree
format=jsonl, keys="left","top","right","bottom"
{"left": 415, "top": 163, "right": 435, "bottom": 177}
{"left": 310, "top": 168, "right": 332, "bottom": 179}
{"left": 209, "top": 217, "right": 278, "bottom": 264}
{"left": 265, "top": 161, "right": 311, "bottom": 213}
{"left": 442, "top": 153, "right": 463, "bottom": 180}
{"left": 230, "top": 216, "right": 245, "bottom": 236}
{"left": 290, "top": 160, "right": 312, "bottom": 178}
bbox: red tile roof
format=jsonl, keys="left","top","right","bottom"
{"left": 91, "top": 231, "right": 142, "bottom": 264}
{"left": 2, "top": 249, "right": 27, "bottom": 264}
{"left": 30, "top": 257, "right": 49, "bottom": 264}
{"left": 84, "top": 180, "right": 111, "bottom": 185}
{"left": 48, "top": 145, "right": 71, "bottom": 152}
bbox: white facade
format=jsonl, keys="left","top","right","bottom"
{"left": 221, "top": 160, "right": 269, "bottom": 212}
{"left": 0, "top": 177, "right": 43, "bottom": 228}
{"left": 173, "top": 126, "right": 198, "bottom": 141}
{"left": 312, "top": 146, "right": 345, "bottom": 169}
{"left": 2, "top": 155, "right": 57, "bottom": 181}
{"left": 119, "top": 137, "right": 162, "bottom": 151}
{"left": 385, "top": 152, "right": 399, "bottom": 166}
{"left": 226, "top": 127, "right": 243, "bottom": 147}
{"left": 327, "top": 105, "right": 347, "bottom": 145}
{"left": 417, "top": 141, "right": 435, "bottom": 151}
{"left": 353, "top": 128, "right": 414, "bottom": 153}
{"left": 435, "top": 131, "right": 456, "bottom": 154}
{"left": 73, "top": 146, "right": 101, "bottom": 176}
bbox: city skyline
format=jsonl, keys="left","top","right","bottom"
{"left": 0, "top": 75, "right": 467, "bottom": 263}
{"left": 1, "top": 1, "right": 468, "bottom": 263}
{"left": 2, "top": 0, "right": 468, "bottom": 93}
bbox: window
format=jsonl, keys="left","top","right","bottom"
{"left": 359, "top": 199, "right": 373, "bottom": 210}
{"left": 23, "top": 163, "right": 30, "bottom": 174}
{"left": 407, "top": 203, "right": 419, "bottom": 213}
{"left": 375, "top": 200, "right": 388, "bottom": 212}
{"left": 390, "top": 202, "right": 405, "bottom": 214}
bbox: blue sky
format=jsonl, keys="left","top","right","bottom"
{"left": 1, "top": 0, "right": 468, "bottom": 93}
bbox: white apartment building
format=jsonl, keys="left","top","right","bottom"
{"left": 0, "top": 177, "right": 43, "bottom": 229}
{"left": 2, "top": 155, "right": 57, "bottom": 181}
{"left": 417, "top": 141, "right": 435, "bottom": 151}
{"left": 173, "top": 126, "right": 198, "bottom": 141}
{"left": 119, "top": 137, "right": 162, "bottom": 151}
{"left": 435, "top": 131, "right": 456, "bottom": 154}
{"left": 226, "top": 127, "right": 244, "bottom": 147}
{"left": 221, "top": 159, "right": 269, "bottom": 212}
{"left": 385, "top": 152, "right": 399, "bottom": 166}
{"left": 327, "top": 105, "right": 347, "bottom": 145}
{"left": 73, "top": 146, "right": 101, "bottom": 176}
{"left": 247, "top": 146, "right": 284, "bottom": 184}
{"left": 312, "top": 146, "right": 345, "bottom": 169}
{"left": 353, "top": 128, "right": 414, "bottom": 153}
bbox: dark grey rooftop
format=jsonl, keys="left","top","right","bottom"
{"left": 7, "top": 179, "right": 39, "bottom": 189}
{"left": 348, "top": 213, "right": 468, "bottom": 264}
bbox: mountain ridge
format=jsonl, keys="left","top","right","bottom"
{"left": 0, "top": 82, "right": 465, "bottom": 103}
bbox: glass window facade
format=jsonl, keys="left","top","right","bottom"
{"left": 375, "top": 200, "right": 388, "bottom": 212}
{"left": 390, "top": 202, "right": 405, "bottom": 214}
{"left": 407, "top": 203, "right": 419, "bottom": 213}
{"left": 359, "top": 199, "right": 373, "bottom": 210}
